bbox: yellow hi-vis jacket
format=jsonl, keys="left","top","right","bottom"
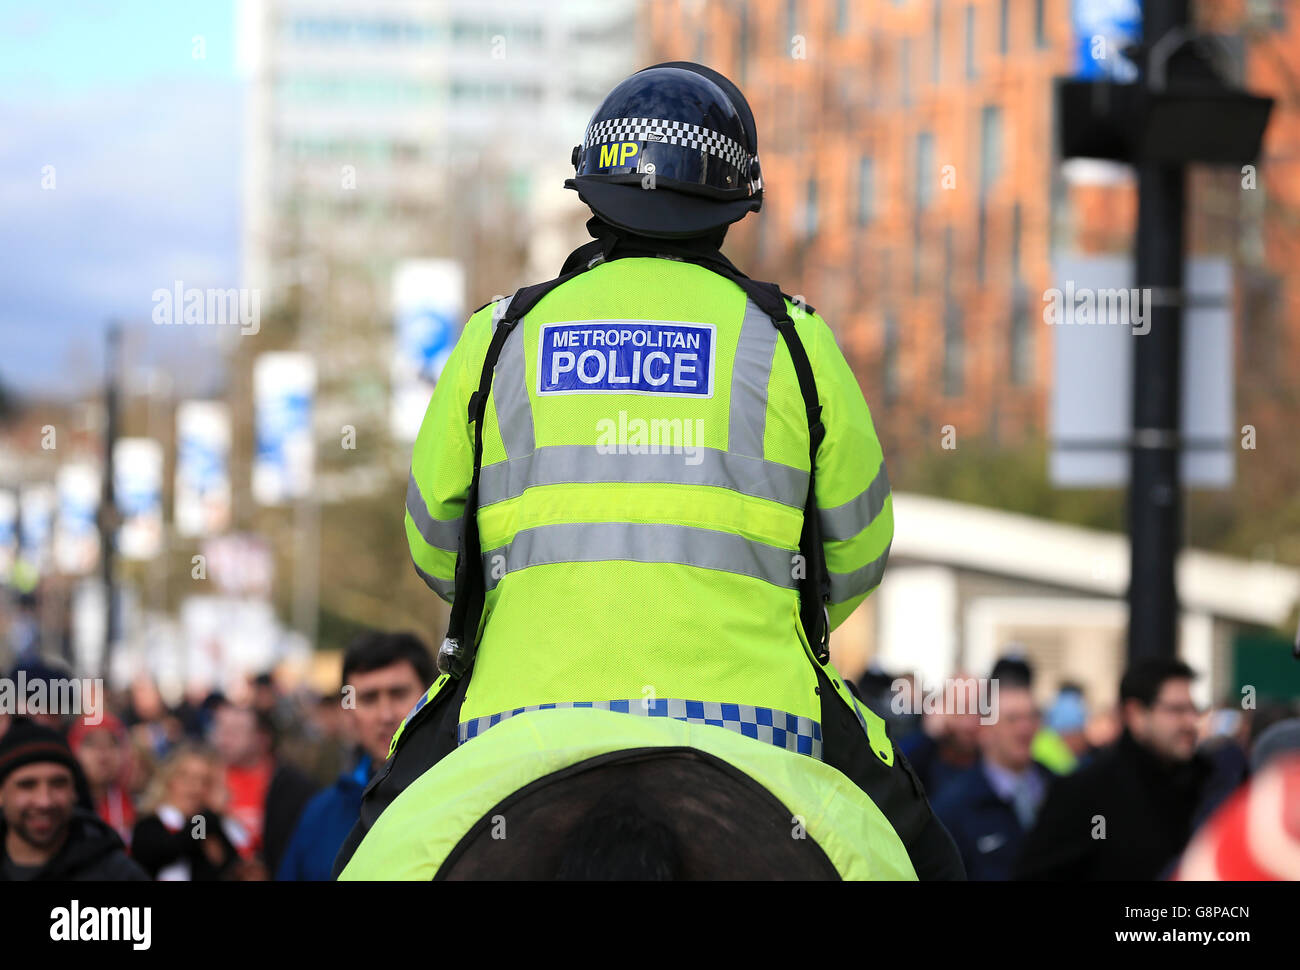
{"left": 404, "top": 254, "right": 892, "bottom": 763}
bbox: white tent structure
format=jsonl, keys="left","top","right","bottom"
{"left": 832, "top": 493, "right": 1300, "bottom": 709}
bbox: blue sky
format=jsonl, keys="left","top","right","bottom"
{"left": 0, "top": 0, "right": 240, "bottom": 399}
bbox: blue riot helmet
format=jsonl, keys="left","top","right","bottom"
{"left": 565, "top": 62, "right": 763, "bottom": 239}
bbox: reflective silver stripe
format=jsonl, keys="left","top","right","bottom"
{"left": 478, "top": 445, "right": 807, "bottom": 508}
{"left": 481, "top": 522, "right": 798, "bottom": 592}
{"left": 828, "top": 541, "right": 891, "bottom": 603}
{"left": 411, "top": 557, "right": 456, "bottom": 601}
{"left": 728, "top": 298, "right": 779, "bottom": 459}
{"left": 821, "top": 460, "right": 891, "bottom": 542}
{"left": 406, "top": 471, "right": 460, "bottom": 552}
{"left": 493, "top": 307, "right": 534, "bottom": 459}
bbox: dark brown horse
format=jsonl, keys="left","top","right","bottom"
{"left": 439, "top": 747, "right": 840, "bottom": 879}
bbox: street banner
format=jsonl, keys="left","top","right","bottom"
{"left": 253, "top": 352, "right": 316, "bottom": 505}
{"left": 54, "top": 462, "right": 100, "bottom": 574}
{"left": 18, "top": 484, "right": 55, "bottom": 577}
{"left": 1072, "top": 0, "right": 1142, "bottom": 82}
{"left": 390, "top": 259, "right": 466, "bottom": 441}
{"left": 114, "top": 438, "right": 165, "bottom": 560}
{"left": 176, "top": 400, "right": 232, "bottom": 536}
{"left": 0, "top": 490, "right": 18, "bottom": 583}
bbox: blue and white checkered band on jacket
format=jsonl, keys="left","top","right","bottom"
{"left": 584, "top": 116, "right": 755, "bottom": 179}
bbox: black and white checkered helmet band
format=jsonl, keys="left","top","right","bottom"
{"left": 585, "top": 116, "right": 754, "bottom": 176}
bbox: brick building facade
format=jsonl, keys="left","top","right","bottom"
{"left": 646, "top": 0, "right": 1300, "bottom": 565}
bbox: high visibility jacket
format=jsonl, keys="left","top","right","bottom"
{"left": 340, "top": 707, "right": 916, "bottom": 880}
{"left": 405, "top": 254, "right": 893, "bottom": 761}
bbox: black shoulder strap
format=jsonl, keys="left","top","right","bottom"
{"left": 438, "top": 239, "right": 832, "bottom": 679}
{"left": 710, "top": 273, "right": 832, "bottom": 662}
{"left": 438, "top": 241, "right": 618, "bottom": 678}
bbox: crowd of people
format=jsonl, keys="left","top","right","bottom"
{"left": 855, "top": 654, "right": 1300, "bottom": 880}
{"left": 0, "top": 631, "right": 431, "bottom": 881}
{"left": 3, "top": 627, "right": 1299, "bottom": 880}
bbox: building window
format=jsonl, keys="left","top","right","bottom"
{"left": 943, "top": 230, "right": 964, "bottom": 396}
{"left": 786, "top": 0, "right": 799, "bottom": 52}
{"left": 1010, "top": 281, "right": 1031, "bottom": 385}
{"left": 965, "top": 5, "right": 977, "bottom": 79}
{"left": 1011, "top": 201, "right": 1022, "bottom": 275}
{"left": 857, "top": 156, "right": 875, "bottom": 226}
{"left": 932, "top": 0, "right": 942, "bottom": 84}
{"left": 916, "top": 131, "right": 935, "bottom": 211}
{"left": 1035, "top": 0, "right": 1047, "bottom": 48}
{"left": 836, "top": 0, "right": 850, "bottom": 33}
{"left": 943, "top": 303, "right": 965, "bottom": 397}
{"left": 805, "top": 177, "right": 819, "bottom": 237}
{"left": 999, "top": 0, "right": 1009, "bottom": 53}
{"left": 977, "top": 204, "right": 987, "bottom": 283}
{"left": 913, "top": 132, "right": 934, "bottom": 293}
{"left": 979, "top": 105, "right": 1003, "bottom": 200}
{"left": 883, "top": 309, "right": 900, "bottom": 404}
{"left": 901, "top": 37, "right": 911, "bottom": 104}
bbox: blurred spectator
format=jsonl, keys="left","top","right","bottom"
{"left": 1031, "top": 683, "right": 1091, "bottom": 774}
{"left": 251, "top": 672, "right": 277, "bottom": 716}
{"left": 126, "top": 731, "right": 158, "bottom": 807}
{"left": 932, "top": 681, "right": 1052, "bottom": 880}
{"left": 275, "top": 686, "right": 351, "bottom": 789}
{"left": 0, "top": 718, "right": 145, "bottom": 880}
{"left": 1085, "top": 704, "right": 1121, "bottom": 750}
{"left": 210, "top": 701, "right": 315, "bottom": 875}
{"left": 278, "top": 631, "right": 433, "bottom": 881}
{"left": 6, "top": 657, "right": 75, "bottom": 732}
{"left": 251, "top": 671, "right": 300, "bottom": 743}
{"left": 68, "top": 713, "right": 135, "bottom": 847}
{"left": 1193, "top": 702, "right": 1253, "bottom": 832}
{"left": 131, "top": 743, "right": 240, "bottom": 880}
{"left": 1202, "top": 702, "right": 1246, "bottom": 746}
{"left": 304, "top": 691, "right": 351, "bottom": 786}
{"left": 1175, "top": 753, "right": 1300, "bottom": 880}
{"left": 990, "top": 653, "right": 1033, "bottom": 689}
{"left": 171, "top": 686, "right": 209, "bottom": 740}
{"left": 899, "top": 673, "right": 981, "bottom": 803}
{"left": 1250, "top": 717, "right": 1300, "bottom": 774}
{"left": 123, "top": 677, "right": 182, "bottom": 759}
{"left": 1248, "top": 701, "right": 1299, "bottom": 761}
{"left": 1014, "top": 658, "right": 1212, "bottom": 880}
{"left": 854, "top": 666, "right": 923, "bottom": 741}
{"left": 7, "top": 592, "right": 40, "bottom": 664}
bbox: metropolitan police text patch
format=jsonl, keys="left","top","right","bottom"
{"left": 537, "top": 320, "right": 715, "bottom": 397}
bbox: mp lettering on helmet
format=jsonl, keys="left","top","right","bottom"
{"left": 598, "top": 142, "right": 639, "bottom": 168}
{"left": 537, "top": 320, "right": 715, "bottom": 398}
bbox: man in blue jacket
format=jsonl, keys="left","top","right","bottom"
{"left": 277, "top": 632, "right": 434, "bottom": 881}
{"left": 932, "top": 678, "right": 1053, "bottom": 881}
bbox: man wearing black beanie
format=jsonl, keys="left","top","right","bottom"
{"left": 0, "top": 717, "right": 146, "bottom": 881}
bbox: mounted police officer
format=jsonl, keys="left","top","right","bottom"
{"left": 335, "top": 62, "right": 964, "bottom": 880}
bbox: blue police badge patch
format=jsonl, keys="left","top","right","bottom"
{"left": 537, "top": 320, "right": 715, "bottom": 398}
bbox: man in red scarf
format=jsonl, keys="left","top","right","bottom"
{"left": 68, "top": 714, "right": 136, "bottom": 847}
